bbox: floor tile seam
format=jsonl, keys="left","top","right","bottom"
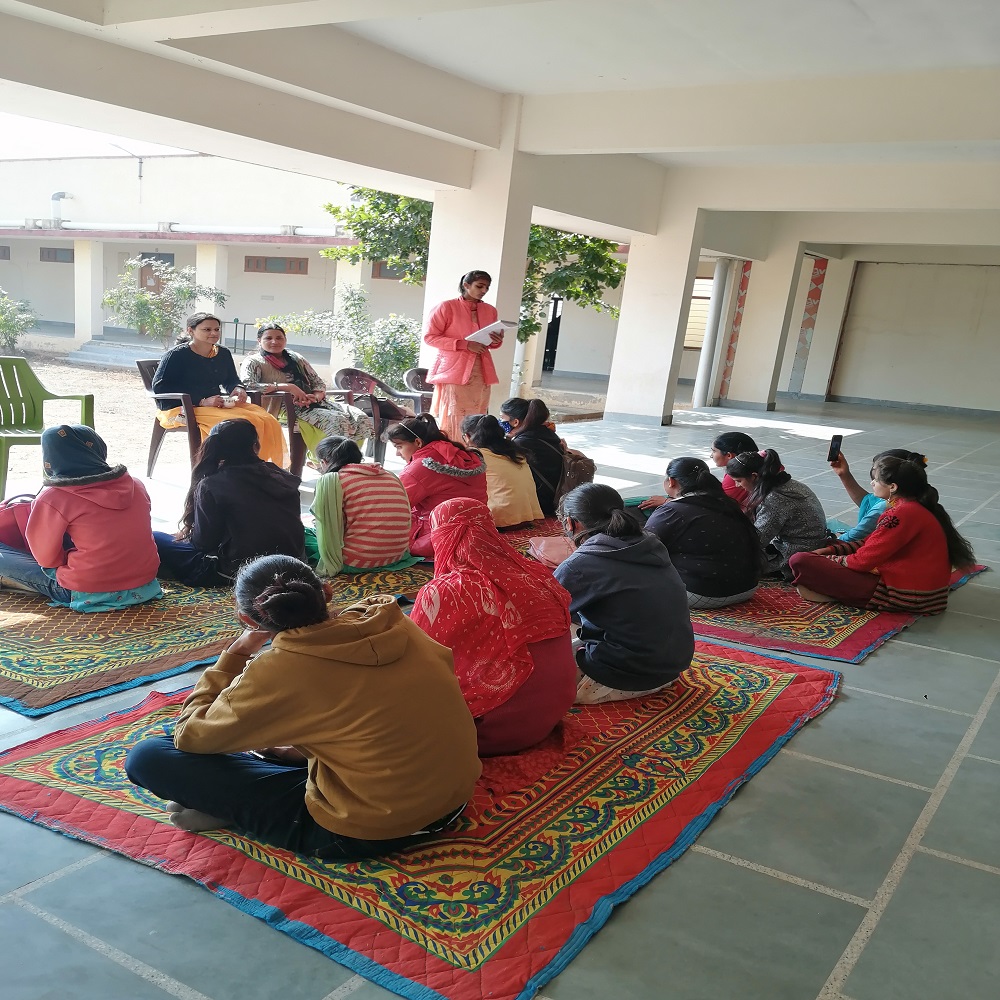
{"left": 815, "top": 663, "right": 1000, "bottom": 998}
{"left": 965, "top": 753, "right": 1000, "bottom": 767}
{"left": 689, "top": 845, "right": 872, "bottom": 908}
{"left": 11, "top": 896, "right": 215, "bottom": 1000}
{"left": 320, "top": 975, "right": 366, "bottom": 999}
{"left": 915, "top": 845, "right": 1000, "bottom": 879}
{"left": 780, "top": 750, "right": 935, "bottom": 792}
{"left": 0, "top": 852, "right": 104, "bottom": 902}
{"left": 887, "top": 639, "right": 1000, "bottom": 664}
{"left": 841, "top": 685, "right": 975, "bottom": 717}
{"left": 955, "top": 488, "right": 1000, "bottom": 526}
{"left": 927, "top": 440, "right": 998, "bottom": 474}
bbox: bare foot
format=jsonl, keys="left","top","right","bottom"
{"left": 167, "top": 805, "right": 227, "bottom": 832}
{"left": 795, "top": 584, "right": 836, "bottom": 603}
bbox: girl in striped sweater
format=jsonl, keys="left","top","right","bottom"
{"left": 788, "top": 456, "right": 976, "bottom": 614}
{"left": 309, "top": 437, "right": 418, "bottom": 577}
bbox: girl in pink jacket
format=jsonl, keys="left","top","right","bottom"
{"left": 0, "top": 425, "right": 161, "bottom": 611}
{"left": 387, "top": 415, "right": 487, "bottom": 559}
{"left": 424, "top": 270, "right": 505, "bottom": 441}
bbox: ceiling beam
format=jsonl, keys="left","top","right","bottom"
{"left": 0, "top": 13, "right": 473, "bottom": 190}
{"left": 168, "top": 25, "right": 502, "bottom": 148}
{"left": 100, "top": 0, "right": 547, "bottom": 38}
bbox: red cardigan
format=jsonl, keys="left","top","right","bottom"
{"left": 827, "top": 499, "right": 951, "bottom": 614}
{"left": 423, "top": 297, "right": 501, "bottom": 386}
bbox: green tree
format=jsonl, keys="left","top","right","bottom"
{"left": 257, "top": 285, "right": 419, "bottom": 388}
{"left": 0, "top": 287, "right": 37, "bottom": 353}
{"left": 102, "top": 256, "right": 228, "bottom": 347}
{"left": 321, "top": 188, "right": 626, "bottom": 342}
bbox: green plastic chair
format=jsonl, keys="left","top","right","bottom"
{"left": 0, "top": 356, "right": 95, "bottom": 499}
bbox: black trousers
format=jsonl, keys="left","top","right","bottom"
{"left": 125, "top": 736, "right": 458, "bottom": 860}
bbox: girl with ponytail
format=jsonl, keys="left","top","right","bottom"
{"left": 461, "top": 413, "right": 542, "bottom": 528}
{"left": 554, "top": 483, "right": 694, "bottom": 704}
{"left": 644, "top": 457, "right": 761, "bottom": 608}
{"left": 386, "top": 413, "right": 486, "bottom": 558}
{"left": 499, "top": 397, "right": 565, "bottom": 516}
{"left": 153, "top": 419, "right": 304, "bottom": 586}
{"left": 125, "top": 554, "right": 481, "bottom": 856}
{"left": 726, "top": 449, "right": 828, "bottom": 577}
{"left": 789, "top": 457, "right": 976, "bottom": 614}
{"left": 826, "top": 448, "right": 929, "bottom": 542}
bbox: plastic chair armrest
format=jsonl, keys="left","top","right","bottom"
{"left": 42, "top": 391, "right": 95, "bottom": 428}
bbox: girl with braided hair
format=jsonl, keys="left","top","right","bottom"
{"left": 789, "top": 457, "right": 976, "bottom": 614}
{"left": 126, "top": 554, "right": 480, "bottom": 858}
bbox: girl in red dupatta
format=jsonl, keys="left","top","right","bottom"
{"left": 410, "top": 497, "right": 577, "bottom": 756}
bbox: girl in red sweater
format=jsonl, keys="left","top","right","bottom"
{"left": 387, "top": 414, "right": 487, "bottom": 559}
{"left": 788, "top": 457, "right": 976, "bottom": 614}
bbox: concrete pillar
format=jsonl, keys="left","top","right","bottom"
{"left": 799, "top": 257, "right": 856, "bottom": 398}
{"left": 691, "top": 257, "right": 732, "bottom": 408}
{"left": 420, "top": 95, "right": 533, "bottom": 414}
{"left": 72, "top": 239, "right": 104, "bottom": 344}
{"left": 330, "top": 259, "right": 365, "bottom": 375}
{"left": 777, "top": 253, "right": 822, "bottom": 392}
{"left": 604, "top": 205, "right": 704, "bottom": 424}
{"left": 195, "top": 243, "right": 228, "bottom": 311}
{"left": 723, "top": 237, "right": 804, "bottom": 409}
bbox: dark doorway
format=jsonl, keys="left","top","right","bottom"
{"left": 542, "top": 295, "right": 563, "bottom": 372}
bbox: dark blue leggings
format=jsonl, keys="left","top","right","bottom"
{"left": 125, "top": 736, "right": 444, "bottom": 860}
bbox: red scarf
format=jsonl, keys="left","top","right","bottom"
{"left": 410, "top": 498, "right": 571, "bottom": 717}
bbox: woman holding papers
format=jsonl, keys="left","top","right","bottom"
{"left": 423, "top": 270, "right": 505, "bottom": 441}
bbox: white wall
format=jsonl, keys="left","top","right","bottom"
{"left": 831, "top": 262, "right": 1000, "bottom": 411}
{"left": 0, "top": 156, "right": 350, "bottom": 228}
{"left": 0, "top": 237, "right": 75, "bottom": 323}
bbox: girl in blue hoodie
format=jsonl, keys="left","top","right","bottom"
{"left": 554, "top": 484, "right": 694, "bottom": 704}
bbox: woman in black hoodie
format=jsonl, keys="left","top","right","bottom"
{"left": 554, "top": 483, "right": 694, "bottom": 704}
{"left": 499, "top": 397, "right": 564, "bottom": 516}
{"left": 154, "top": 420, "right": 304, "bottom": 587}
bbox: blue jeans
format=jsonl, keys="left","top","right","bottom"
{"left": 152, "top": 532, "right": 230, "bottom": 587}
{"left": 0, "top": 541, "right": 72, "bottom": 603}
{"left": 125, "top": 736, "right": 462, "bottom": 860}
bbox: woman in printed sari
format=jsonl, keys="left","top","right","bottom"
{"left": 410, "top": 497, "right": 577, "bottom": 757}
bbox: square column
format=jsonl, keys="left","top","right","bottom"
{"left": 195, "top": 243, "right": 228, "bottom": 312}
{"left": 421, "top": 96, "right": 532, "bottom": 409}
{"left": 799, "top": 257, "right": 856, "bottom": 398}
{"left": 604, "top": 206, "right": 704, "bottom": 424}
{"left": 724, "top": 237, "right": 804, "bottom": 409}
{"left": 72, "top": 240, "right": 104, "bottom": 344}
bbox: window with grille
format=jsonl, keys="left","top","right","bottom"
{"left": 372, "top": 260, "right": 407, "bottom": 280}
{"left": 244, "top": 256, "right": 309, "bottom": 274}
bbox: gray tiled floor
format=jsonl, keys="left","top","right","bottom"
{"left": 2, "top": 396, "right": 999, "bottom": 1000}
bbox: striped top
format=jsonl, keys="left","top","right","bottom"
{"left": 339, "top": 464, "right": 412, "bottom": 569}
{"left": 826, "top": 499, "right": 952, "bottom": 614}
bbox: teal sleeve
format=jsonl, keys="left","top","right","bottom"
{"left": 837, "top": 494, "right": 887, "bottom": 542}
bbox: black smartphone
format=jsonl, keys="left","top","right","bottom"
{"left": 827, "top": 434, "right": 844, "bottom": 463}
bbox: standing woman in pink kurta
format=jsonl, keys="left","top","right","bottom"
{"left": 424, "top": 270, "right": 504, "bottom": 442}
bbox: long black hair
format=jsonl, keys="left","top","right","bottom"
{"left": 179, "top": 420, "right": 260, "bottom": 537}
{"left": 874, "top": 457, "right": 976, "bottom": 569}
{"left": 234, "top": 554, "right": 329, "bottom": 632}
{"left": 315, "top": 435, "right": 363, "bottom": 473}
{"left": 385, "top": 413, "right": 475, "bottom": 453}
{"left": 725, "top": 449, "right": 790, "bottom": 512}
{"left": 461, "top": 413, "right": 526, "bottom": 463}
{"left": 872, "top": 448, "right": 927, "bottom": 468}
{"left": 176, "top": 311, "right": 222, "bottom": 345}
{"left": 500, "top": 397, "right": 551, "bottom": 435}
{"left": 666, "top": 456, "right": 762, "bottom": 566}
{"left": 559, "top": 483, "right": 643, "bottom": 546}
{"left": 713, "top": 432, "right": 759, "bottom": 458}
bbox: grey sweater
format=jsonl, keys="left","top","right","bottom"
{"left": 752, "top": 479, "right": 829, "bottom": 575}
